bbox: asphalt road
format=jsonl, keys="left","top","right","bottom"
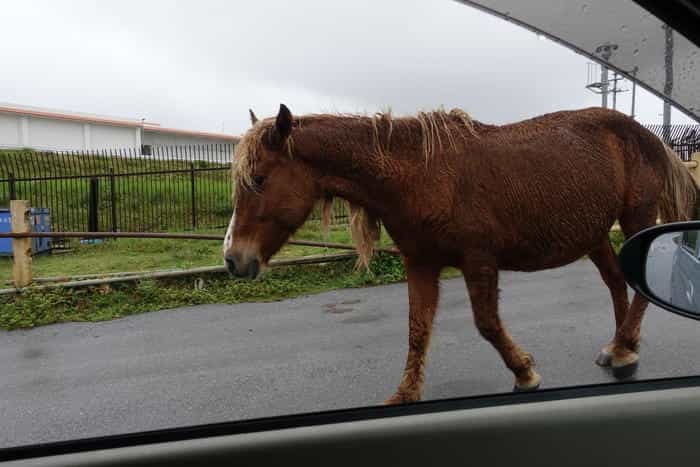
{"left": 2, "top": 259, "right": 700, "bottom": 448}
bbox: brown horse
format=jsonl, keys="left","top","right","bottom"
{"left": 223, "top": 104, "right": 697, "bottom": 403}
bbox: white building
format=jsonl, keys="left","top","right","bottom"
{"left": 0, "top": 103, "right": 239, "bottom": 156}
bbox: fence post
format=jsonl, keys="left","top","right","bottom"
{"left": 109, "top": 167, "right": 117, "bottom": 232}
{"left": 11, "top": 200, "right": 32, "bottom": 288}
{"left": 8, "top": 173, "right": 16, "bottom": 200}
{"left": 190, "top": 162, "right": 197, "bottom": 229}
{"left": 690, "top": 152, "right": 700, "bottom": 186}
{"left": 88, "top": 177, "right": 99, "bottom": 232}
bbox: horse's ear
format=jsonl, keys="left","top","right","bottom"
{"left": 249, "top": 109, "right": 258, "bottom": 125}
{"left": 275, "top": 104, "right": 293, "bottom": 139}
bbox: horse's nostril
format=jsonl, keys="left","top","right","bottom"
{"left": 225, "top": 252, "right": 259, "bottom": 279}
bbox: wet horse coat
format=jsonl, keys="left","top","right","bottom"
{"left": 225, "top": 105, "right": 697, "bottom": 402}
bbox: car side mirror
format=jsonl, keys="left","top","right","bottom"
{"left": 620, "top": 221, "right": 700, "bottom": 320}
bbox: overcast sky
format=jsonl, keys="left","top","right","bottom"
{"left": 0, "top": 0, "right": 695, "bottom": 135}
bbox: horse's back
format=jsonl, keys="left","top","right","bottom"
{"left": 456, "top": 108, "right": 660, "bottom": 271}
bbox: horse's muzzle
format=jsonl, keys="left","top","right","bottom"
{"left": 225, "top": 253, "right": 260, "bottom": 279}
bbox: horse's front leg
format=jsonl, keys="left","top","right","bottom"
{"left": 385, "top": 260, "right": 441, "bottom": 405}
{"left": 463, "top": 260, "right": 541, "bottom": 391}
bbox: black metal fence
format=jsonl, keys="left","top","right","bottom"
{"left": 0, "top": 145, "right": 348, "bottom": 237}
{"left": 646, "top": 124, "right": 700, "bottom": 161}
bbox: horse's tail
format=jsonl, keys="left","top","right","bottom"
{"left": 658, "top": 142, "right": 698, "bottom": 223}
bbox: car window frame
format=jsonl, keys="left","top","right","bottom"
{"left": 4, "top": 0, "right": 700, "bottom": 463}
{"left": 3, "top": 375, "right": 700, "bottom": 463}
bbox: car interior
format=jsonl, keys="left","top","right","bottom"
{"left": 3, "top": 1, "right": 700, "bottom": 466}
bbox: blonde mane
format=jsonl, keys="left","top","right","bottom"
{"left": 232, "top": 117, "right": 295, "bottom": 189}
{"left": 232, "top": 108, "right": 477, "bottom": 266}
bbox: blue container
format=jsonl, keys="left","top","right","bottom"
{"left": 0, "top": 208, "right": 52, "bottom": 256}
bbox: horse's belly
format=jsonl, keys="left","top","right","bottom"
{"left": 496, "top": 227, "right": 610, "bottom": 272}
{"left": 498, "top": 247, "right": 588, "bottom": 272}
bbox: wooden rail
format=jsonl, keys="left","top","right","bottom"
{"left": 0, "top": 252, "right": 360, "bottom": 295}
{"left": 0, "top": 212, "right": 399, "bottom": 290}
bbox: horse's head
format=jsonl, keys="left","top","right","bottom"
{"left": 223, "top": 104, "right": 319, "bottom": 278}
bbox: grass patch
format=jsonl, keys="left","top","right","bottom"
{"left": 0, "top": 148, "right": 225, "bottom": 178}
{"left": 0, "top": 222, "right": 387, "bottom": 281}
{"left": 0, "top": 222, "right": 410, "bottom": 330}
{"left": 609, "top": 230, "right": 625, "bottom": 254}
{"left": 0, "top": 252, "right": 409, "bottom": 330}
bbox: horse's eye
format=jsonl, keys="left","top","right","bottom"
{"left": 253, "top": 175, "right": 266, "bottom": 189}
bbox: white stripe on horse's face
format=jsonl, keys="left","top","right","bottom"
{"left": 223, "top": 211, "right": 236, "bottom": 257}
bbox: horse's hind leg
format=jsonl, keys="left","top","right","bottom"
{"left": 609, "top": 292, "right": 648, "bottom": 377}
{"left": 605, "top": 206, "right": 657, "bottom": 377}
{"left": 463, "top": 259, "right": 541, "bottom": 391}
{"left": 589, "top": 238, "right": 631, "bottom": 367}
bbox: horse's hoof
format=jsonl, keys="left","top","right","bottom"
{"left": 513, "top": 371, "right": 541, "bottom": 392}
{"left": 384, "top": 392, "right": 420, "bottom": 405}
{"left": 612, "top": 361, "right": 639, "bottom": 379}
{"left": 595, "top": 349, "right": 613, "bottom": 367}
{"left": 513, "top": 383, "right": 540, "bottom": 393}
{"left": 612, "top": 353, "right": 639, "bottom": 379}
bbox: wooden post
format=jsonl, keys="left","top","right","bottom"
{"left": 688, "top": 152, "right": 700, "bottom": 186}
{"left": 11, "top": 200, "right": 32, "bottom": 288}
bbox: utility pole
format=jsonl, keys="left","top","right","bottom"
{"left": 630, "top": 67, "right": 638, "bottom": 119}
{"left": 662, "top": 23, "right": 674, "bottom": 141}
{"left": 601, "top": 66, "right": 609, "bottom": 108}
{"left": 586, "top": 44, "right": 619, "bottom": 109}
